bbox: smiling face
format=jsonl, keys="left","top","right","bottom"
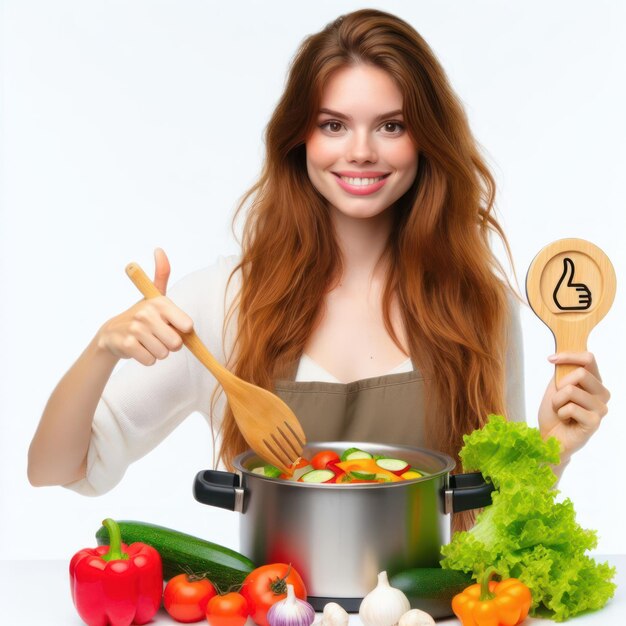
{"left": 305, "top": 63, "right": 419, "bottom": 222}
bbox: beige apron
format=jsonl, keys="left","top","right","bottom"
{"left": 274, "top": 362, "right": 429, "bottom": 447}
{"left": 274, "top": 362, "right": 473, "bottom": 532}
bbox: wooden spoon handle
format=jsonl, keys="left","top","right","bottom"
{"left": 125, "top": 262, "right": 230, "bottom": 384}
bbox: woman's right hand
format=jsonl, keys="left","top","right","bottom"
{"left": 96, "top": 248, "right": 195, "bottom": 366}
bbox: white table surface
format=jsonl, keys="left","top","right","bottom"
{"left": 1, "top": 557, "right": 622, "bottom": 625}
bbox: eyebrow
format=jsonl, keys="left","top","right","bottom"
{"left": 318, "top": 108, "right": 404, "bottom": 122}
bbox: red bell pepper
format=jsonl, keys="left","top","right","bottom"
{"left": 69, "top": 518, "right": 163, "bottom": 626}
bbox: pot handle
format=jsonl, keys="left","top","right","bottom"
{"left": 193, "top": 469, "right": 245, "bottom": 513}
{"left": 444, "top": 472, "right": 495, "bottom": 514}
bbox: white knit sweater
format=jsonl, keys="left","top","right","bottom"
{"left": 64, "top": 254, "right": 525, "bottom": 496}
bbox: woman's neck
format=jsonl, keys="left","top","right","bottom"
{"left": 330, "top": 208, "right": 393, "bottom": 290}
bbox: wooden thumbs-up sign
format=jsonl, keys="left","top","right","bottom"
{"left": 526, "top": 238, "right": 616, "bottom": 385}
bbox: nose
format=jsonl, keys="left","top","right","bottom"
{"left": 346, "top": 129, "right": 377, "bottom": 164}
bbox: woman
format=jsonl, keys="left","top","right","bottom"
{"left": 28, "top": 10, "right": 609, "bottom": 520}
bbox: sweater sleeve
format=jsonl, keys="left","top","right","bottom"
{"left": 504, "top": 290, "right": 526, "bottom": 423}
{"left": 62, "top": 254, "right": 241, "bottom": 496}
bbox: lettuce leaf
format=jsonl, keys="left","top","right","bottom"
{"left": 440, "top": 414, "right": 616, "bottom": 621}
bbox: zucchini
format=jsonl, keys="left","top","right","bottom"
{"left": 340, "top": 447, "right": 372, "bottom": 461}
{"left": 389, "top": 567, "right": 473, "bottom": 618}
{"left": 375, "top": 458, "right": 409, "bottom": 473}
{"left": 96, "top": 520, "right": 255, "bottom": 587}
{"left": 252, "top": 464, "right": 282, "bottom": 478}
{"left": 350, "top": 470, "right": 376, "bottom": 480}
{"left": 299, "top": 469, "right": 335, "bottom": 483}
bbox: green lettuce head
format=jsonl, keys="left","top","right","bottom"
{"left": 441, "top": 414, "right": 616, "bottom": 621}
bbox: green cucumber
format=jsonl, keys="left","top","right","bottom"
{"left": 252, "top": 464, "right": 282, "bottom": 478}
{"left": 96, "top": 520, "right": 255, "bottom": 587}
{"left": 350, "top": 470, "right": 376, "bottom": 480}
{"left": 340, "top": 447, "right": 373, "bottom": 461}
{"left": 389, "top": 567, "right": 473, "bottom": 619}
{"left": 300, "top": 469, "right": 335, "bottom": 483}
{"left": 375, "top": 473, "right": 392, "bottom": 482}
{"left": 375, "top": 458, "right": 409, "bottom": 473}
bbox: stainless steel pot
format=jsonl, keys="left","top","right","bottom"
{"left": 193, "top": 441, "right": 493, "bottom": 612}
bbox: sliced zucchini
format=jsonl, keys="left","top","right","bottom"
{"left": 299, "top": 469, "right": 335, "bottom": 483}
{"left": 252, "top": 464, "right": 282, "bottom": 478}
{"left": 291, "top": 464, "right": 314, "bottom": 481}
{"left": 376, "top": 458, "right": 410, "bottom": 473}
{"left": 349, "top": 470, "right": 376, "bottom": 480}
{"left": 341, "top": 447, "right": 373, "bottom": 461}
{"left": 375, "top": 473, "right": 393, "bottom": 482}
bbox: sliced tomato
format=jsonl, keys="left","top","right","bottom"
{"left": 310, "top": 450, "right": 340, "bottom": 470}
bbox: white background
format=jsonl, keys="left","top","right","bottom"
{"left": 1, "top": 0, "right": 625, "bottom": 561}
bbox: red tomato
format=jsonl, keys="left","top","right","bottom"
{"left": 240, "top": 564, "right": 307, "bottom": 626}
{"left": 164, "top": 573, "right": 217, "bottom": 623}
{"left": 206, "top": 592, "right": 249, "bottom": 626}
{"left": 311, "top": 450, "right": 340, "bottom": 470}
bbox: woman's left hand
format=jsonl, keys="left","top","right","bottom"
{"left": 538, "top": 351, "right": 610, "bottom": 464}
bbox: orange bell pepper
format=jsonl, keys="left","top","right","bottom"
{"left": 279, "top": 457, "right": 311, "bottom": 479}
{"left": 452, "top": 567, "right": 532, "bottom": 626}
{"left": 335, "top": 459, "right": 402, "bottom": 482}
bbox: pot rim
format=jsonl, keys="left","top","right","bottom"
{"left": 232, "top": 440, "right": 456, "bottom": 489}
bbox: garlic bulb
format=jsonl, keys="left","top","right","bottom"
{"left": 267, "top": 584, "right": 316, "bottom": 626}
{"left": 359, "top": 571, "right": 411, "bottom": 626}
{"left": 321, "top": 602, "right": 349, "bottom": 626}
{"left": 398, "top": 609, "right": 435, "bottom": 626}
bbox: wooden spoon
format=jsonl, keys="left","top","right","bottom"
{"left": 526, "top": 238, "right": 616, "bottom": 385}
{"left": 125, "top": 262, "right": 306, "bottom": 473}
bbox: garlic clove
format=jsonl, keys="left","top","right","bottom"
{"left": 398, "top": 609, "right": 435, "bottom": 626}
{"left": 321, "top": 602, "right": 349, "bottom": 626}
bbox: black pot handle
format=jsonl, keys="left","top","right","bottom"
{"left": 193, "top": 470, "right": 245, "bottom": 513}
{"left": 444, "top": 472, "right": 495, "bottom": 513}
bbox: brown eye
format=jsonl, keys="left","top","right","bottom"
{"left": 383, "top": 122, "right": 404, "bottom": 134}
{"left": 320, "top": 121, "right": 343, "bottom": 133}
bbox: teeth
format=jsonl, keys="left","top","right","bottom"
{"left": 340, "top": 175, "right": 385, "bottom": 186}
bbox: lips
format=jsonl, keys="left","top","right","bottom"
{"left": 332, "top": 172, "right": 391, "bottom": 196}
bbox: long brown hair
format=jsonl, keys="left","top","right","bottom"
{"left": 214, "top": 9, "right": 515, "bottom": 484}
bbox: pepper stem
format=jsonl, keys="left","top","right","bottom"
{"left": 479, "top": 567, "right": 498, "bottom": 601}
{"left": 101, "top": 518, "right": 129, "bottom": 562}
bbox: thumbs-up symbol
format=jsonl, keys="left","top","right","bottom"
{"left": 553, "top": 257, "right": 592, "bottom": 310}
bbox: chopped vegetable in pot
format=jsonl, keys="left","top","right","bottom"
{"left": 251, "top": 447, "right": 425, "bottom": 484}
